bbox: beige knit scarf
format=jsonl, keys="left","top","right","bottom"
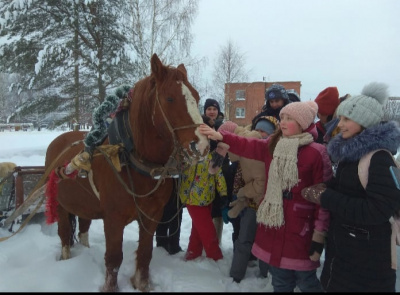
{"left": 256, "top": 132, "right": 314, "bottom": 228}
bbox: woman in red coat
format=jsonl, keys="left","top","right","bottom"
{"left": 199, "top": 101, "right": 332, "bottom": 292}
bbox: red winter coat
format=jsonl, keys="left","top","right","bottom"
{"left": 220, "top": 131, "right": 332, "bottom": 271}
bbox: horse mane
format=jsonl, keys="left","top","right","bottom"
{"left": 130, "top": 75, "right": 156, "bottom": 157}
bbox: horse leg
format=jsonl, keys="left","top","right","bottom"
{"left": 131, "top": 219, "right": 158, "bottom": 292}
{"left": 101, "top": 218, "right": 124, "bottom": 292}
{"left": 57, "top": 206, "right": 74, "bottom": 260}
{"left": 78, "top": 217, "right": 92, "bottom": 248}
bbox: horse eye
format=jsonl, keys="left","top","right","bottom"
{"left": 167, "top": 97, "right": 173, "bottom": 102}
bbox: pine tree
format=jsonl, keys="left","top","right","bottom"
{"left": 0, "top": 0, "right": 199, "bottom": 128}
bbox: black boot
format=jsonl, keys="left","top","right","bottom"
{"left": 167, "top": 224, "right": 183, "bottom": 255}
{"left": 167, "top": 244, "right": 183, "bottom": 255}
{"left": 156, "top": 239, "right": 169, "bottom": 252}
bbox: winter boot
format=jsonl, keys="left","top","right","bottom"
{"left": 167, "top": 229, "right": 183, "bottom": 255}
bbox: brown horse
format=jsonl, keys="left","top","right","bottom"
{"left": 44, "top": 53, "right": 209, "bottom": 292}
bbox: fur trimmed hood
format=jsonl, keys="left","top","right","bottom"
{"left": 327, "top": 120, "right": 400, "bottom": 162}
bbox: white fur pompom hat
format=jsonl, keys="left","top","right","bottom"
{"left": 336, "top": 82, "right": 389, "bottom": 128}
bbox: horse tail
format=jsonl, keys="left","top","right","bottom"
{"left": 45, "top": 170, "right": 59, "bottom": 224}
{"left": 68, "top": 213, "right": 77, "bottom": 246}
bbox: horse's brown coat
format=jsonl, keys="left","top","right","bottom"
{"left": 44, "top": 54, "right": 207, "bottom": 292}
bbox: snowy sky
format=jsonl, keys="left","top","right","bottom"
{"left": 191, "top": 0, "right": 400, "bottom": 101}
{"left": 0, "top": 129, "right": 400, "bottom": 292}
{"left": 2, "top": 0, "right": 399, "bottom": 104}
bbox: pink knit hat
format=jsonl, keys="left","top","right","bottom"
{"left": 279, "top": 101, "right": 318, "bottom": 130}
{"left": 218, "top": 121, "right": 238, "bottom": 133}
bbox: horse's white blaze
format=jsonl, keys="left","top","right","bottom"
{"left": 180, "top": 82, "right": 209, "bottom": 155}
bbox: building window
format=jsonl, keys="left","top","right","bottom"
{"left": 236, "top": 90, "right": 245, "bottom": 100}
{"left": 236, "top": 108, "right": 245, "bottom": 118}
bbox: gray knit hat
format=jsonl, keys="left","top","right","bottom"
{"left": 336, "top": 82, "right": 389, "bottom": 128}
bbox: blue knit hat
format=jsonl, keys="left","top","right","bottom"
{"left": 255, "top": 119, "right": 276, "bottom": 135}
{"left": 265, "top": 84, "right": 289, "bottom": 101}
{"left": 336, "top": 82, "right": 389, "bottom": 128}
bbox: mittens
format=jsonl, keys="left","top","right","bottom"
{"left": 301, "top": 183, "right": 327, "bottom": 205}
{"left": 218, "top": 121, "right": 238, "bottom": 134}
{"left": 222, "top": 207, "right": 230, "bottom": 224}
{"left": 227, "top": 197, "right": 249, "bottom": 219}
{"left": 208, "top": 142, "right": 230, "bottom": 174}
{"left": 220, "top": 196, "right": 230, "bottom": 224}
{"left": 309, "top": 230, "right": 325, "bottom": 261}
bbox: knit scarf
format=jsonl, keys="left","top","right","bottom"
{"left": 256, "top": 132, "right": 314, "bottom": 228}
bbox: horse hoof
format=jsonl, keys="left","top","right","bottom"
{"left": 102, "top": 267, "right": 119, "bottom": 292}
{"left": 60, "top": 245, "right": 71, "bottom": 260}
{"left": 131, "top": 274, "right": 152, "bottom": 292}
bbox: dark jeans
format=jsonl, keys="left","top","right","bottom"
{"left": 229, "top": 208, "right": 258, "bottom": 281}
{"left": 269, "top": 265, "right": 323, "bottom": 292}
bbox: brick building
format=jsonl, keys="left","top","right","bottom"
{"left": 224, "top": 81, "right": 301, "bottom": 126}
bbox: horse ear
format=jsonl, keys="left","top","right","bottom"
{"left": 151, "top": 53, "right": 166, "bottom": 80}
{"left": 177, "top": 64, "right": 187, "bottom": 76}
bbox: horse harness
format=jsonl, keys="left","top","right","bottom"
{"left": 107, "top": 88, "right": 201, "bottom": 180}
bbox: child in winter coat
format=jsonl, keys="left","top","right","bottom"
{"left": 314, "top": 86, "right": 340, "bottom": 144}
{"left": 251, "top": 83, "right": 291, "bottom": 130}
{"left": 218, "top": 116, "right": 279, "bottom": 283}
{"left": 199, "top": 101, "right": 332, "bottom": 292}
{"left": 179, "top": 115, "right": 228, "bottom": 261}
{"left": 302, "top": 82, "right": 400, "bottom": 292}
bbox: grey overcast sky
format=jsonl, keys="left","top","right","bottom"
{"left": 191, "top": 0, "right": 400, "bottom": 101}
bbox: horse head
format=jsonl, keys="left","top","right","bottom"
{"left": 130, "top": 53, "right": 209, "bottom": 166}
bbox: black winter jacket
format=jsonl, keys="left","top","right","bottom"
{"left": 320, "top": 121, "right": 400, "bottom": 292}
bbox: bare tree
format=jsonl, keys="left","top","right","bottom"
{"left": 212, "top": 39, "right": 249, "bottom": 119}
{"left": 127, "top": 0, "right": 199, "bottom": 77}
{"left": 384, "top": 98, "right": 400, "bottom": 123}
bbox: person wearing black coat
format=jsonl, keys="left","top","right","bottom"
{"left": 210, "top": 117, "right": 229, "bottom": 244}
{"left": 155, "top": 180, "right": 183, "bottom": 255}
{"left": 302, "top": 82, "right": 400, "bottom": 292}
{"left": 250, "top": 83, "right": 290, "bottom": 130}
